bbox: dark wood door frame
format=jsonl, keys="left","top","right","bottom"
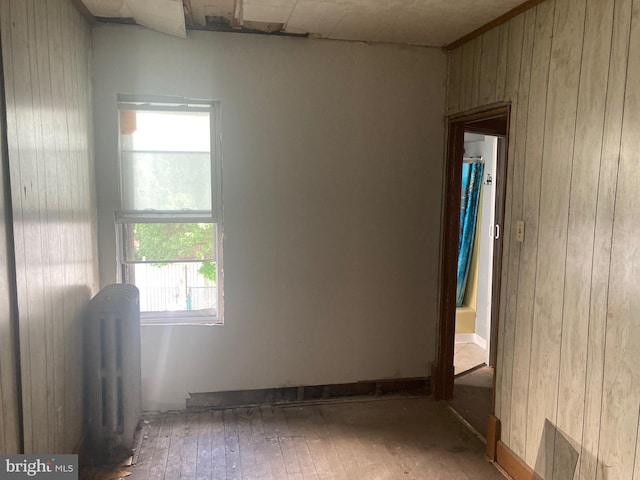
{"left": 434, "top": 105, "right": 511, "bottom": 403}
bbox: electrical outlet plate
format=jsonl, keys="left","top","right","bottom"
{"left": 516, "top": 220, "right": 525, "bottom": 242}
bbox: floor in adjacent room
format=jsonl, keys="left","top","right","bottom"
{"left": 450, "top": 366, "right": 494, "bottom": 439}
{"left": 454, "top": 342, "right": 486, "bottom": 376}
{"left": 112, "top": 396, "right": 503, "bottom": 479}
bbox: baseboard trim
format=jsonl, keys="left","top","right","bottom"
{"left": 485, "top": 415, "right": 537, "bottom": 479}
{"left": 455, "top": 333, "right": 487, "bottom": 350}
{"left": 486, "top": 414, "right": 500, "bottom": 461}
{"left": 186, "top": 377, "right": 431, "bottom": 410}
{"left": 496, "top": 441, "right": 536, "bottom": 480}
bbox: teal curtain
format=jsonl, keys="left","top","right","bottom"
{"left": 456, "top": 161, "right": 484, "bottom": 307}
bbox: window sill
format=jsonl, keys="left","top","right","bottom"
{"left": 140, "top": 311, "right": 223, "bottom": 326}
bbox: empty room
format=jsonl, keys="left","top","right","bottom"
{"left": 0, "top": 0, "right": 638, "bottom": 479}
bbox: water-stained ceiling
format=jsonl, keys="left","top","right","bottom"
{"left": 80, "top": 0, "right": 528, "bottom": 47}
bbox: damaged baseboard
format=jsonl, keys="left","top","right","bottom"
{"left": 496, "top": 441, "right": 536, "bottom": 480}
{"left": 486, "top": 415, "right": 537, "bottom": 480}
{"left": 186, "top": 377, "right": 431, "bottom": 410}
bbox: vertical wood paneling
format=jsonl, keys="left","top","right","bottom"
{"left": 598, "top": 0, "right": 640, "bottom": 477}
{"left": 580, "top": 0, "right": 632, "bottom": 478}
{"left": 45, "top": 0, "right": 69, "bottom": 452}
{"left": 554, "top": 0, "right": 614, "bottom": 478}
{"left": 511, "top": 0, "right": 555, "bottom": 458}
{"left": 3, "top": 0, "right": 37, "bottom": 452}
{"left": 446, "top": 0, "right": 640, "bottom": 476}
{"left": 29, "top": 0, "right": 56, "bottom": 453}
{"left": 471, "top": 38, "right": 482, "bottom": 108}
{"left": 0, "top": 0, "right": 96, "bottom": 454}
{"left": 494, "top": 13, "right": 524, "bottom": 422}
{"left": 494, "top": 23, "right": 510, "bottom": 102}
{"left": 634, "top": 418, "right": 640, "bottom": 480}
{"left": 447, "top": 48, "right": 463, "bottom": 115}
{"left": 460, "top": 41, "right": 476, "bottom": 112}
{"left": 0, "top": 27, "right": 20, "bottom": 453}
{"left": 42, "top": 0, "right": 65, "bottom": 451}
{"left": 526, "top": 0, "right": 585, "bottom": 468}
{"left": 503, "top": 5, "right": 539, "bottom": 455}
{"left": 478, "top": 28, "right": 500, "bottom": 105}
{"left": 504, "top": 14, "right": 526, "bottom": 103}
{"left": 61, "top": 0, "right": 83, "bottom": 451}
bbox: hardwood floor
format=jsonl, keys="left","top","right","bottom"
{"left": 120, "top": 397, "right": 504, "bottom": 479}
{"left": 450, "top": 366, "right": 494, "bottom": 438}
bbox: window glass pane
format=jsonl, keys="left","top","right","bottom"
{"left": 127, "top": 110, "right": 210, "bottom": 152}
{"left": 117, "top": 100, "right": 222, "bottom": 321}
{"left": 125, "top": 222, "right": 218, "bottom": 314}
{"left": 125, "top": 223, "right": 215, "bottom": 262}
{"left": 120, "top": 110, "right": 212, "bottom": 211}
{"left": 134, "top": 261, "right": 218, "bottom": 313}
{"left": 121, "top": 151, "right": 211, "bottom": 210}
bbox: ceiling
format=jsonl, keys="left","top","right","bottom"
{"left": 80, "top": 0, "right": 526, "bottom": 47}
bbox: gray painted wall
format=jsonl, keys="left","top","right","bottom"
{"left": 92, "top": 24, "right": 446, "bottom": 411}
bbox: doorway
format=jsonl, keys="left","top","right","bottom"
{"left": 435, "top": 106, "right": 510, "bottom": 437}
{"left": 454, "top": 131, "right": 498, "bottom": 375}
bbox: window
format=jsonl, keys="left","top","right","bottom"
{"left": 116, "top": 95, "right": 223, "bottom": 324}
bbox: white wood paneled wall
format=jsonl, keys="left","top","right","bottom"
{"left": 0, "top": 0, "right": 97, "bottom": 453}
{"left": 447, "top": 0, "right": 640, "bottom": 477}
{"left": 0, "top": 46, "right": 20, "bottom": 454}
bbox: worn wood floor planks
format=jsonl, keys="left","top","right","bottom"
{"left": 125, "top": 397, "right": 503, "bottom": 480}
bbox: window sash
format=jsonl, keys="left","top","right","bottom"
{"left": 117, "top": 94, "right": 216, "bottom": 111}
{"left": 115, "top": 95, "right": 223, "bottom": 323}
{"left": 118, "top": 222, "right": 220, "bottom": 320}
{"left": 119, "top": 221, "right": 217, "bottom": 264}
{"left": 125, "top": 262, "right": 223, "bottom": 323}
{"left": 120, "top": 150, "right": 212, "bottom": 211}
{"left": 117, "top": 96, "right": 222, "bottom": 224}
{"left": 115, "top": 210, "right": 214, "bottom": 224}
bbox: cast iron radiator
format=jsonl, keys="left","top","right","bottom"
{"left": 85, "top": 284, "right": 141, "bottom": 455}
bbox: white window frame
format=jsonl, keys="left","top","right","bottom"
{"left": 115, "top": 95, "right": 224, "bottom": 325}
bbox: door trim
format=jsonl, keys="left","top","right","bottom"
{"left": 434, "top": 105, "right": 510, "bottom": 403}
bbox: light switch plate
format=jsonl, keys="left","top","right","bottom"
{"left": 516, "top": 220, "right": 525, "bottom": 242}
